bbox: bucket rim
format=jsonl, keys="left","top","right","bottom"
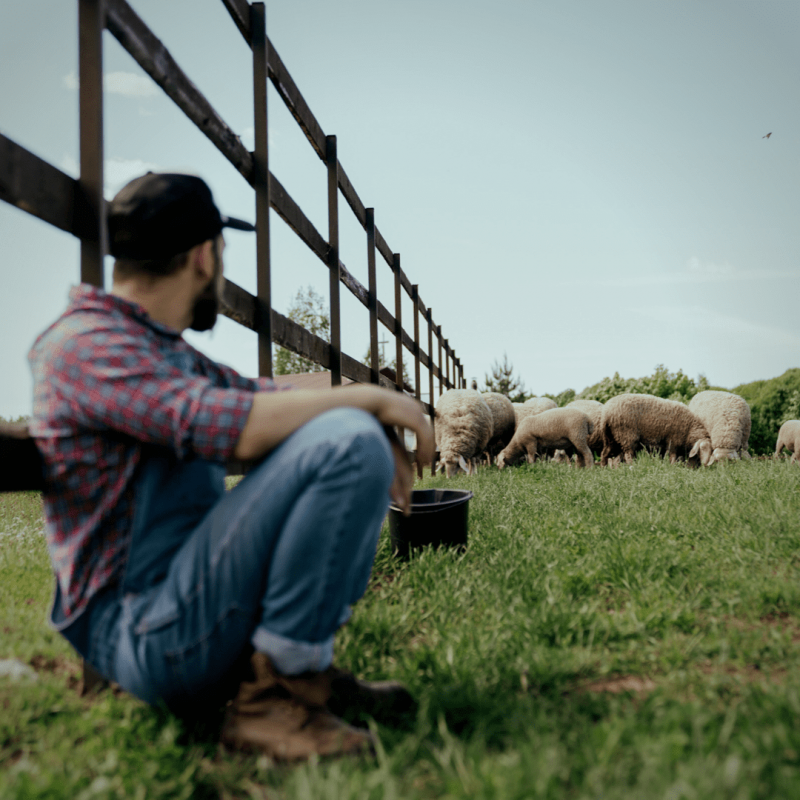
{"left": 388, "top": 488, "right": 474, "bottom": 514}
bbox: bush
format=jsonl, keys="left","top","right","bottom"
{"left": 733, "top": 368, "right": 800, "bottom": 454}
{"left": 576, "top": 364, "right": 709, "bottom": 404}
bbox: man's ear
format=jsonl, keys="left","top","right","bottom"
{"left": 189, "top": 239, "right": 215, "bottom": 283}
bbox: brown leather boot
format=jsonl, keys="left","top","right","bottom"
{"left": 220, "top": 653, "right": 374, "bottom": 761}
{"left": 324, "top": 666, "right": 416, "bottom": 724}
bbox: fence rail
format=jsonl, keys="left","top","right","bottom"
{"left": 1, "top": 0, "right": 466, "bottom": 418}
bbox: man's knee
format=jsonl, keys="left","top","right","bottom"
{"left": 316, "top": 408, "right": 394, "bottom": 490}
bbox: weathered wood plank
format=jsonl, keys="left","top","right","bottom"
{"left": 267, "top": 41, "right": 326, "bottom": 158}
{"left": 269, "top": 173, "right": 328, "bottom": 261}
{"left": 220, "top": 0, "right": 251, "bottom": 42}
{"left": 337, "top": 164, "right": 366, "bottom": 228}
{"left": 106, "top": 0, "right": 254, "bottom": 183}
{"left": 0, "top": 135, "right": 85, "bottom": 235}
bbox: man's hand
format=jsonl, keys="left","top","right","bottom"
{"left": 235, "top": 384, "right": 435, "bottom": 471}
{"left": 383, "top": 427, "right": 415, "bottom": 516}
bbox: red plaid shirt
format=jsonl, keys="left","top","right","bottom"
{"left": 28, "top": 285, "right": 278, "bottom": 625}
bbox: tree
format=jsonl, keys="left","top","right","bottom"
{"left": 481, "top": 353, "right": 527, "bottom": 402}
{"left": 734, "top": 368, "right": 800, "bottom": 453}
{"left": 274, "top": 286, "right": 330, "bottom": 375}
{"left": 578, "top": 364, "right": 709, "bottom": 404}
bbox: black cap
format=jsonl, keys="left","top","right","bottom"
{"left": 108, "top": 172, "right": 255, "bottom": 259}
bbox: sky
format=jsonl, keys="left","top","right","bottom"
{"left": 2, "top": 0, "right": 799, "bottom": 418}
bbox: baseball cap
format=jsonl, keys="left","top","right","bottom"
{"left": 108, "top": 172, "right": 255, "bottom": 259}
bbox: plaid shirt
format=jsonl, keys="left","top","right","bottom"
{"left": 28, "top": 285, "right": 278, "bottom": 625}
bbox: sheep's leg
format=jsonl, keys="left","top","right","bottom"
{"left": 577, "top": 445, "right": 594, "bottom": 468}
{"left": 775, "top": 437, "right": 785, "bottom": 459}
{"left": 623, "top": 448, "right": 635, "bottom": 465}
{"left": 525, "top": 438, "right": 539, "bottom": 464}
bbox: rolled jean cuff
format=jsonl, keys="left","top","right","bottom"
{"left": 251, "top": 626, "right": 335, "bottom": 675}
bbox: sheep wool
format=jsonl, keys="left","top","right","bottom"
{"left": 687, "top": 390, "right": 752, "bottom": 463}
{"left": 498, "top": 407, "right": 594, "bottom": 469}
{"left": 775, "top": 420, "right": 800, "bottom": 464}
{"left": 600, "top": 393, "right": 712, "bottom": 467}
{"left": 551, "top": 399, "right": 605, "bottom": 464}
{"left": 523, "top": 397, "right": 558, "bottom": 413}
{"left": 481, "top": 392, "right": 516, "bottom": 460}
{"left": 434, "top": 389, "right": 494, "bottom": 477}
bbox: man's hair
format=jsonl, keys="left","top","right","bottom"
{"left": 113, "top": 250, "right": 190, "bottom": 282}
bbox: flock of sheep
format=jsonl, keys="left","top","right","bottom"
{"left": 433, "top": 389, "right": 800, "bottom": 476}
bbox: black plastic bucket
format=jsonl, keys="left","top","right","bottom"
{"left": 388, "top": 488, "right": 474, "bottom": 559}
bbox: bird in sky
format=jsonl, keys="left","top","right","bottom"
{"left": 763, "top": 132, "right": 772, "bottom": 139}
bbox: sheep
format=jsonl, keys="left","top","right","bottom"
{"left": 523, "top": 396, "right": 558, "bottom": 413}
{"left": 480, "top": 392, "right": 516, "bottom": 463}
{"left": 775, "top": 420, "right": 800, "bottom": 464}
{"left": 497, "top": 407, "right": 594, "bottom": 469}
{"left": 434, "top": 389, "right": 494, "bottom": 477}
{"left": 552, "top": 399, "right": 604, "bottom": 465}
{"left": 687, "top": 390, "right": 752, "bottom": 463}
{"left": 600, "top": 393, "right": 713, "bottom": 467}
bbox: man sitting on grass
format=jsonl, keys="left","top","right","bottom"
{"left": 28, "top": 172, "right": 434, "bottom": 760}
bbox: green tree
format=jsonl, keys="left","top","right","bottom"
{"left": 734, "top": 368, "right": 800, "bottom": 454}
{"left": 578, "top": 364, "right": 709, "bottom": 404}
{"left": 482, "top": 353, "right": 527, "bottom": 402}
{"left": 274, "top": 286, "right": 330, "bottom": 375}
{"left": 545, "top": 388, "right": 576, "bottom": 407}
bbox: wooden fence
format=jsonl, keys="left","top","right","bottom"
{"left": 0, "top": 0, "right": 465, "bottom": 430}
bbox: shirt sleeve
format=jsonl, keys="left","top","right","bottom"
{"left": 35, "top": 317, "right": 255, "bottom": 461}
{"left": 185, "top": 341, "right": 285, "bottom": 393}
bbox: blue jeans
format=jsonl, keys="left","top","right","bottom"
{"left": 70, "top": 408, "right": 394, "bottom": 711}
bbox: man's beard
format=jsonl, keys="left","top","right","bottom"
{"left": 189, "top": 244, "right": 222, "bottom": 332}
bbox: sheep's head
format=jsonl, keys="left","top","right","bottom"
{"left": 497, "top": 448, "right": 523, "bottom": 470}
{"left": 688, "top": 438, "right": 713, "bottom": 467}
{"left": 440, "top": 454, "right": 472, "bottom": 477}
{"left": 709, "top": 447, "right": 739, "bottom": 465}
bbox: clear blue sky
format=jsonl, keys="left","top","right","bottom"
{"left": 2, "top": 0, "right": 799, "bottom": 417}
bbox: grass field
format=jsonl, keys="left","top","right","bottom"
{"left": 2, "top": 456, "right": 800, "bottom": 799}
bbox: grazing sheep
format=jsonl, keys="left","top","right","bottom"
{"left": 687, "top": 390, "right": 752, "bottom": 463}
{"left": 552, "top": 399, "right": 604, "bottom": 464}
{"left": 497, "top": 407, "right": 594, "bottom": 469}
{"left": 481, "top": 392, "right": 516, "bottom": 462}
{"left": 434, "top": 389, "right": 493, "bottom": 477}
{"left": 600, "top": 393, "right": 713, "bottom": 467}
{"left": 523, "top": 396, "right": 558, "bottom": 413}
{"left": 775, "top": 420, "right": 800, "bottom": 464}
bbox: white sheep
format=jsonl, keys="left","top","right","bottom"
{"left": 775, "top": 420, "right": 800, "bottom": 464}
{"left": 497, "top": 407, "right": 594, "bottom": 469}
{"left": 600, "top": 393, "right": 713, "bottom": 467}
{"left": 481, "top": 392, "right": 516, "bottom": 462}
{"left": 687, "top": 390, "right": 752, "bottom": 463}
{"left": 552, "top": 399, "right": 604, "bottom": 464}
{"left": 434, "top": 389, "right": 493, "bottom": 477}
{"left": 523, "top": 396, "right": 558, "bottom": 413}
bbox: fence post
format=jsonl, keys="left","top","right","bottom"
{"left": 326, "top": 135, "right": 341, "bottom": 386}
{"left": 251, "top": 2, "right": 272, "bottom": 377}
{"left": 412, "top": 284, "right": 422, "bottom": 478}
{"left": 427, "top": 306, "right": 436, "bottom": 476}
{"left": 445, "top": 339, "right": 450, "bottom": 389}
{"left": 79, "top": 0, "right": 105, "bottom": 288}
{"left": 393, "top": 254, "right": 403, "bottom": 394}
{"left": 366, "top": 208, "right": 379, "bottom": 385}
{"left": 392, "top": 253, "right": 406, "bottom": 453}
{"left": 437, "top": 325, "right": 443, "bottom": 397}
{"left": 412, "top": 286, "right": 421, "bottom": 403}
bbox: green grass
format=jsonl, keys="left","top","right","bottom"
{"left": 3, "top": 456, "right": 800, "bottom": 798}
